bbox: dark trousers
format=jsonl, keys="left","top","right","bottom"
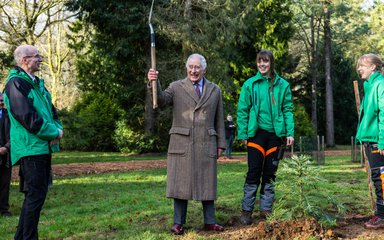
{"left": 15, "top": 154, "right": 51, "bottom": 240}
{"left": 173, "top": 198, "right": 215, "bottom": 225}
{"left": 0, "top": 160, "right": 11, "bottom": 214}
{"left": 245, "top": 130, "right": 283, "bottom": 185}
{"left": 242, "top": 129, "right": 283, "bottom": 212}
{"left": 364, "top": 143, "right": 384, "bottom": 218}
{"left": 225, "top": 136, "right": 234, "bottom": 157}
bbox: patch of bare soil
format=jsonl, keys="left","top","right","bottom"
{"left": 194, "top": 215, "right": 384, "bottom": 240}
{"left": 11, "top": 156, "right": 245, "bottom": 181}
{"left": 217, "top": 218, "right": 332, "bottom": 240}
{"left": 332, "top": 214, "right": 384, "bottom": 240}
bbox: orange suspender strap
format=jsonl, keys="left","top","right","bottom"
{"left": 266, "top": 147, "right": 278, "bottom": 157}
{"left": 247, "top": 142, "right": 265, "bottom": 157}
{"left": 381, "top": 167, "right": 384, "bottom": 200}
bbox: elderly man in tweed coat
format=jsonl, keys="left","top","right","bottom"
{"left": 147, "top": 53, "right": 226, "bottom": 235}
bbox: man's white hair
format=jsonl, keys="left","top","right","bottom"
{"left": 186, "top": 53, "right": 207, "bottom": 70}
{"left": 14, "top": 45, "right": 34, "bottom": 66}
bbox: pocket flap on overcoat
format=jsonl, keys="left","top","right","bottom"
{"left": 169, "top": 127, "right": 190, "bottom": 135}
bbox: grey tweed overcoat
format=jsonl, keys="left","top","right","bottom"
{"left": 154, "top": 77, "right": 226, "bottom": 201}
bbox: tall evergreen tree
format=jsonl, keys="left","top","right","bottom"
{"left": 66, "top": 0, "right": 293, "bottom": 152}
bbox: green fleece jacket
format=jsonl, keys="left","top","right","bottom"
{"left": 3, "top": 67, "right": 62, "bottom": 165}
{"left": 237, "top": 71, "right": 294, "bottom": 140}
{"left": 356, "top": 71, "right": 384, "bottom": 149}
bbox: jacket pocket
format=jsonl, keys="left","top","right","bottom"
{"left": 207, "top": 128, "right": 218, "bottom": 158}
{"left": 274, "top": 116, "right": 286, "bottom": 136}
{"left": 168, "top": 127, "right": 190, "bottom": 155}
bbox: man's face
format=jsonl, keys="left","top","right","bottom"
{"left": 23, "top": 47, "right": 43, "bottom": 74}
{"left": 187, "top": 57, "right": 205, "bottom": 83}
{"left": 227, "top": 115, "right": 232, "bottom": 121}
{"left": 257, "top": 59, "right": 271, "bottom": 76}
{"left": 0, "top": 96, "right": 4, "bottom": 109}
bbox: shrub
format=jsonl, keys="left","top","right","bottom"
{"left": 113, "top": 120, "right": 167, "bottom": 154}
{"left": 58, "top": 92, "right": 119, "bottom": 151}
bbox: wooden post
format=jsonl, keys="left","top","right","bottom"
{"left": 299, "top": 136, "right": 302, "bottom": 153}
{"left": 317, "top": 135, "right": 320, "bottom": 164}
{"left": 354, "top": 80, "right": 375, "bottom": 211}
{"left": 360, "top": 144, "right": 364, "bottom": 166}
{"left": 351, "top": 136, "right": 355, "bottom": 162}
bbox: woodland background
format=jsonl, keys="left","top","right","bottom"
{"left": 0, "top": 0, "right": 382, "bottom": 153}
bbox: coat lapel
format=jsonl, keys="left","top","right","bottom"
{"left": 180, "top": 77, "right": 214, "bottom": 109}
{"left": 181, "top": 78, "right": 200, "bottom": 103}
{"left": 196, "top": 78, "right": 214, "bottom": 109}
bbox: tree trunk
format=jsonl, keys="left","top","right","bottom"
{"left": 182, "top": 0, "right": 192, "bottom": 59}
{"left": 324, "top": 3, "right": 335, "bottom": 146}
{"left": 310, "top": 15, "right": 318, "bottom": 135}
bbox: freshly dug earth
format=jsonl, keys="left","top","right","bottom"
{"left": 216, "top": 218, "right": 333, "bottom": 240}
{"left": 216, "top": 216, "right": 384, "bottom": 240}
{"left": 10, "top": 151, "right": 384, "bottom": 239}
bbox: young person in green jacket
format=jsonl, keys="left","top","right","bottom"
{"left": 237, "top": 50, "right": 294, "bottom": 225}
{"left": 4, "top": 45, "right": 63, "bottom": 239}
{"left": 356, "top": 54, "right": 384, "bottom": 229}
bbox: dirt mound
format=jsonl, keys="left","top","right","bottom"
{"left": 218, "top": 218, "right": 333, "bottom": 240}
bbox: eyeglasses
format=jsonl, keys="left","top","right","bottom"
{"left": 188, "top": 65, "right": 202, "bottom": 71}
{"left": 24, "top": 54, "right": 44, "bottom": 59}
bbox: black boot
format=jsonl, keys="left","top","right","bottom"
{"left": 239, "top": 210, "right": 252, "bottom": 225}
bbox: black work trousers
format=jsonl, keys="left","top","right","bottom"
{"left": 0, "top": 158, "right": 11, "bottom": 214}
{"left": 245, "top": 129, "right": 283, "bottom": 185}
{"left": 15, "top": 154, "right": 51, "bottom": 240}
{"left": 242, "top": 129, "right": 283, "bottom": 212}
{"left": 364, "top": 143, "right": 384, "bottom": 218}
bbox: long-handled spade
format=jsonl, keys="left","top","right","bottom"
{"left": 148, "top": 0, "right": 158, "bottom": 110}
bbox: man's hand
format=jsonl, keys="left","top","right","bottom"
{"left": 379, "top": 149, "right": 384, "bottom": 156}
{"left": 147, "top": 69, "right": 158, "bottom": 82}
{"left": 286, "top": 137, "right": 294, "bottom": 146}
{"left": 0, "top": 147, "right": 7, "bottom": 155}
{"left": 217, "top": 148, "right": 223, "bottom": 159}
{"left": 50, "top": 129, "right": 63, "bottom": 146}
{"left": 58, "top": 129, "right": 63, "bottom": 139}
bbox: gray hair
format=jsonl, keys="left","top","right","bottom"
{"left": 186, "top": 53, "right": 207, "bottom": 70}
{"left": 14, "top": 45, "right": 34, "bottom": 66}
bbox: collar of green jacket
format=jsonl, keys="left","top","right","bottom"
{"left": 366, "top": 71, "right": 382, "bottom": 84}
{"left": 7, "top": 66, "right": 37, "bottom": 86}
{"left": 249, "top": 71, "right": 281, "bottom": 85}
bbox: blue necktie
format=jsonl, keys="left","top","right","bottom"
{"left": 194, "top": 84, "right": 201, "bottom": 98}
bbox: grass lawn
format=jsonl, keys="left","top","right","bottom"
{"left": 0, "top": 153, "right": 372, "bottom": 239}
{"left": 52, "top": 151, "right": 167, "bottom": 165}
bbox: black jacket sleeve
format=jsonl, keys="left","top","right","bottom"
{"left": 4, "top": 77, "right": 44, "bottom": 134}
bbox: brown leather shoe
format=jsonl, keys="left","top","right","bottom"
{"left": 204, "top": 223, "right": 224, "bottom": 231}
{"left": 170, "top": 224, "right": 184, "bottom": 235}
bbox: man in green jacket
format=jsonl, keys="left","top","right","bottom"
{"left": 237, "top": 50, "right": 294, "bottom": 225}
{"left": 3, "top": 45, "right": 63, "bottom": 240}
{"left": 356, "top": 54, "right": 384, "bottom": 229}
